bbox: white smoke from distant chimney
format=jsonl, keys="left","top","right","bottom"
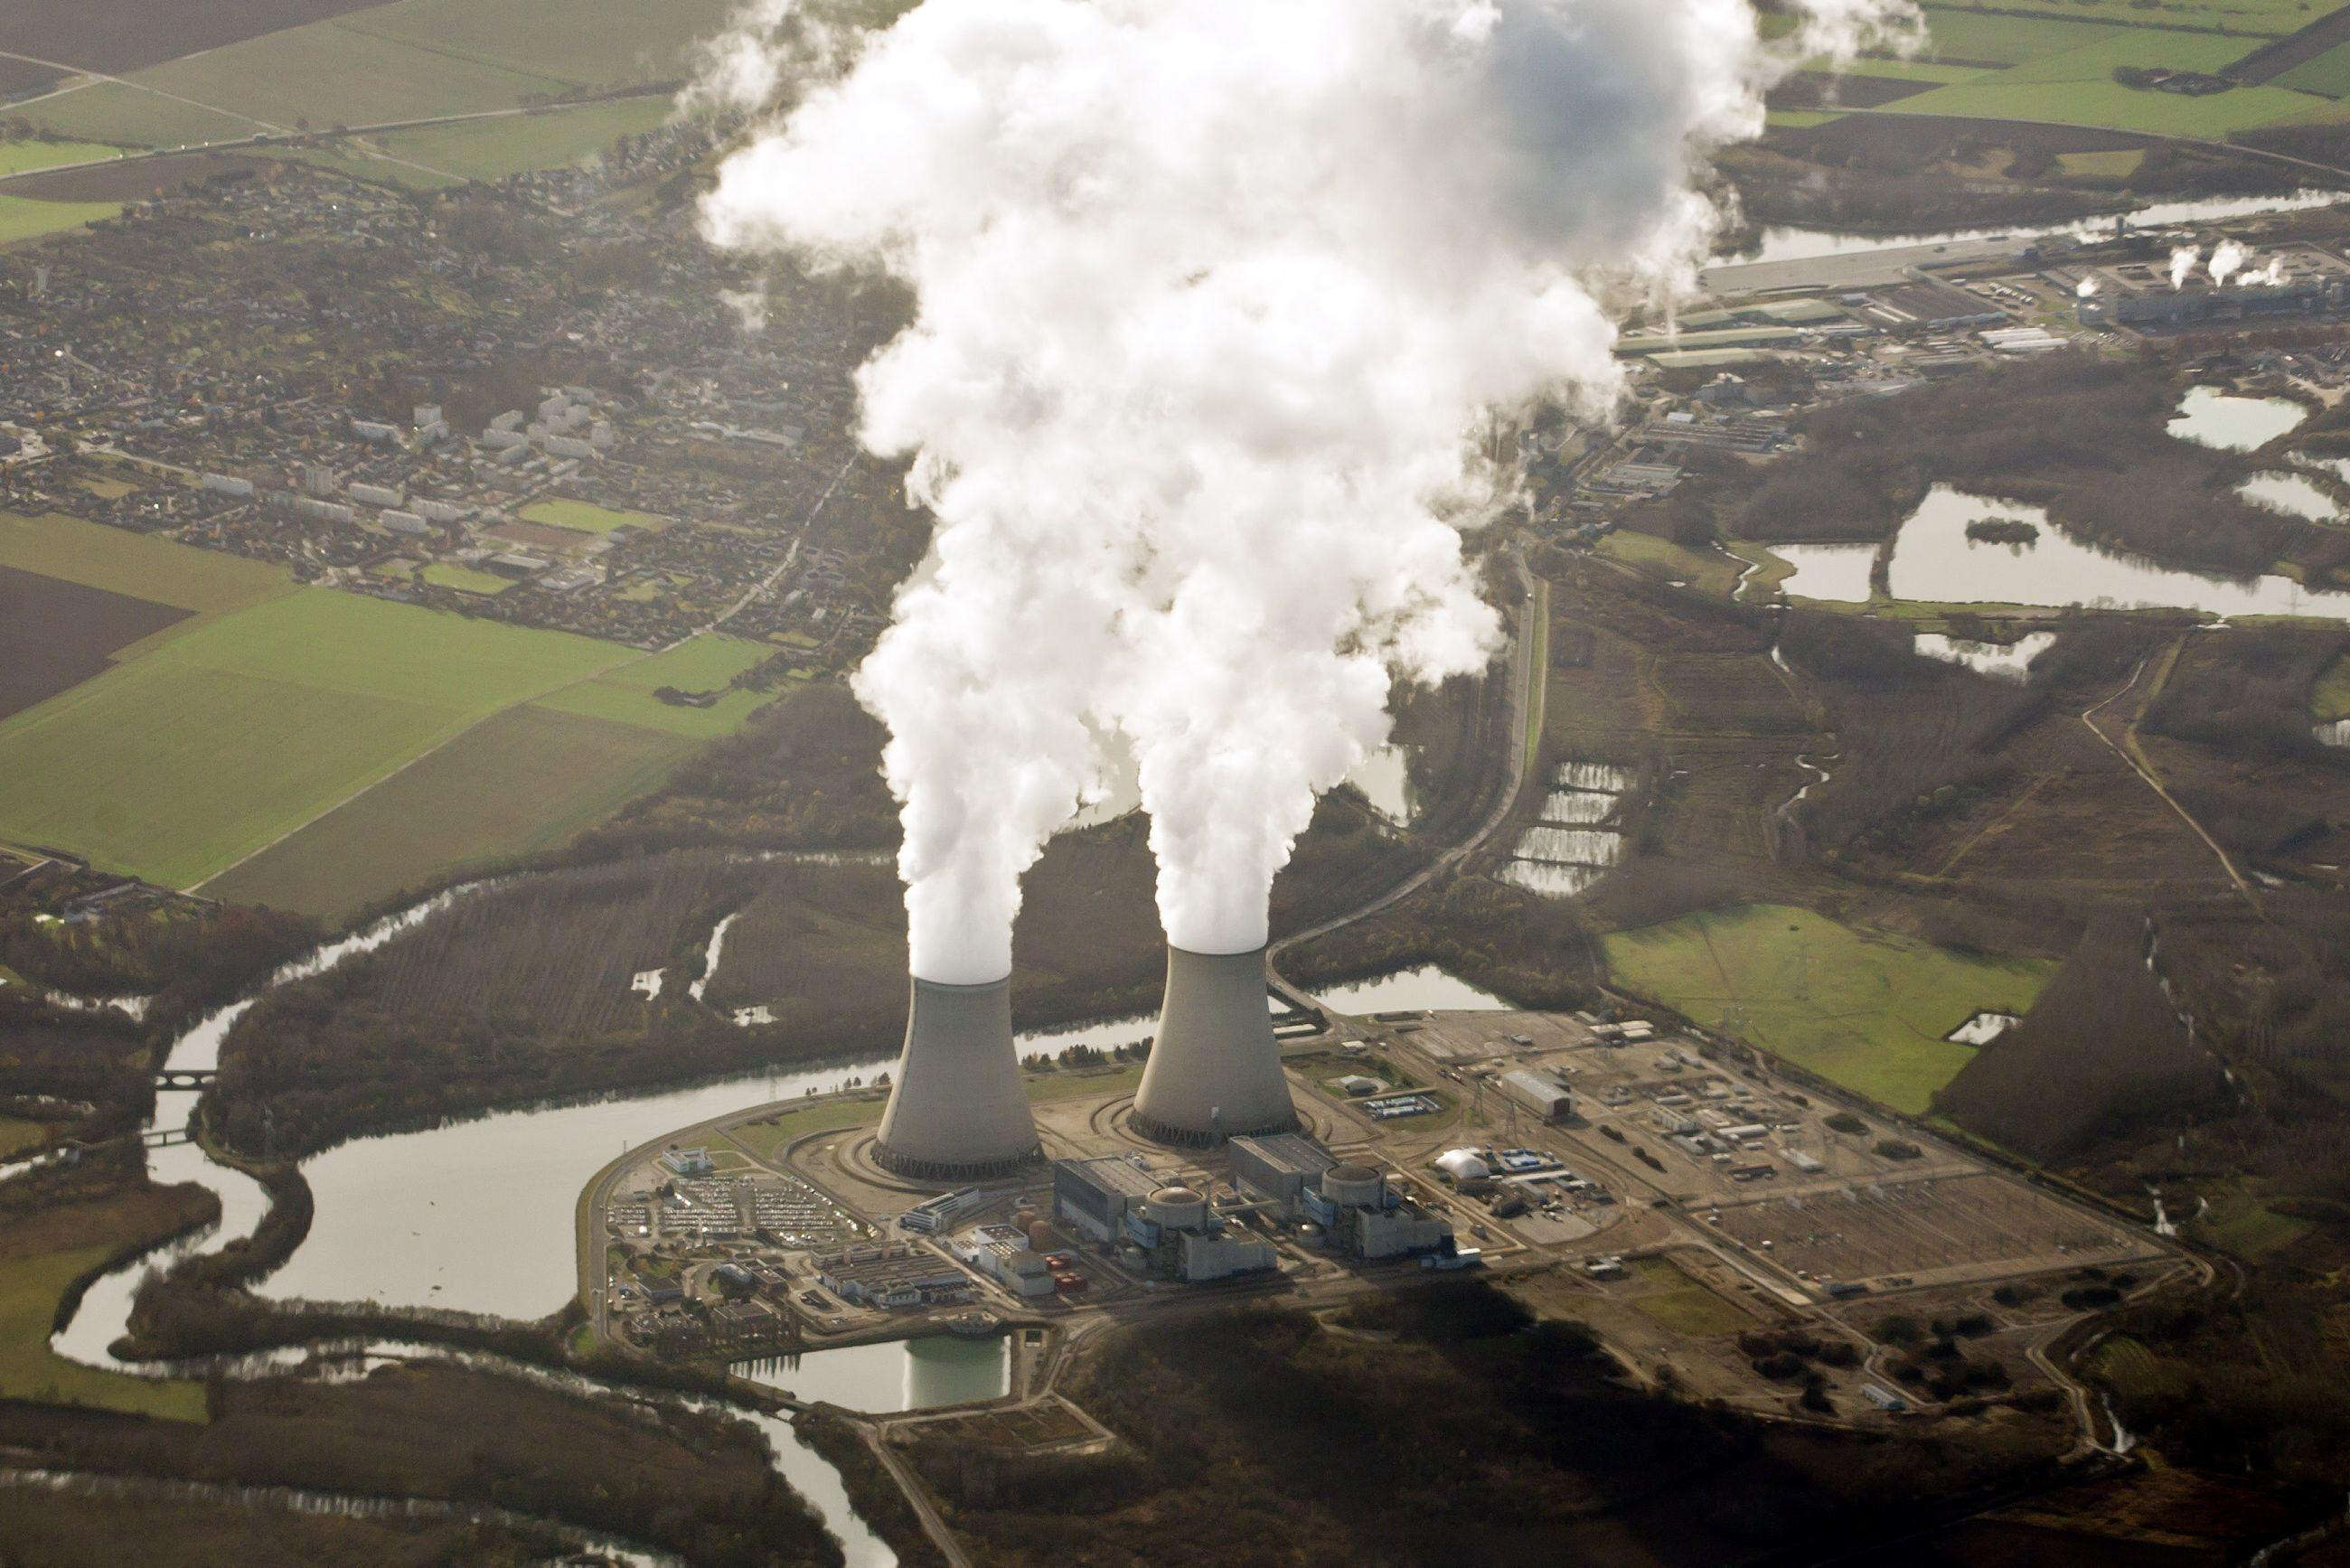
{"left": 693, "top": 0, "right": 1915, "bottom": 975}
{"left": 2075, "top": 277, "right": 2098, "bottom": 298}
{"left": 2208, "top": 239, "right": 2248, "bottom": 286}
{"left": 2169, "top": 246, "right": 2200, "bottom": 290}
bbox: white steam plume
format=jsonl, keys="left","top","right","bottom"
{"left": 2075, "top": 277, "right": 2099, "bottom": 298}
{"left": 695, "top": 0, "right": 1913, "bottom": 974}
{"left": 2170, "top": 246, "right": 2200, "bottom": 290}
{"left": 2208, "top": 239, "right": 2248, "bottom": 286}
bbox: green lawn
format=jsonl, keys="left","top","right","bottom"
{"left": 204, "top": 703, "right": 691, "bottom": 919}
{"left": 0, "top": 195, "right": 122, "bottom": 245}
{"left": 1602, "top": 904, "right": 2057, "bottom": 1115}
{"left": 520, "top": 499, "right": 669, "bottom": 536}
{"left": 726, "top": 1098, "right": 888, "bottom": 1162}
{"left": 535, "top": 634, "right": 781, "bottom": 740}
{"left": 0, "top": 587, "right": 632, "bottom": 887}
{"left": 420, "top": 562, "right": 516, "bottom": 596}
{"left": 0, "top": 140, "right": 122, "bottom": 176}
{"left": 1027, "top": 1063, "right": 1146, "bottom": 1104}
{"left": 1910, "top": 7, "right": 2157, "bottom": 66}
{"left": 2189, "top": 1186, "right": 2316, "bottom": 1259}
{"left": 1918, "top": 0, "right": 2311, "bottom": 32}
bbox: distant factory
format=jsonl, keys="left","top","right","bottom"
{"left": 2076, "top": 243, "right": 2350, "bottom": 331}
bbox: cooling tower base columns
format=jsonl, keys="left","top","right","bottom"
{"left": 872, "top": 976, "right": 1042, "bottom": 1182}
{"left": 1132, "top": 944, "right": 1299, "bottom": 1147}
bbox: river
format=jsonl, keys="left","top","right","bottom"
{"left": 1727, "top": 190, "right": 2350, "bottom": 269}
{"left": 28, "top": 878, "right": 1502, "bottom": 1562}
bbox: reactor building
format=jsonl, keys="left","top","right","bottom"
{"left": 871, "top": 975, "right": 1041, "bottom": 1181}
{"left": 1130, "top": 944, "right": 1299, "bottom": 1146}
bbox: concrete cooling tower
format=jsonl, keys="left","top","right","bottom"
{"left": 1132, "top": 944, "right": 1299, "bottom": 1145}
{"left": 873, "top": 976, "right": 1041, "bottom": 1180}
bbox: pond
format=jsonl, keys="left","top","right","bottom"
{"left": 1313, "top": 965, "right": 1509, "bottom": 1014}
{"left": 736, "top": 1335, "right": 1011, "bottom": 1413}
{"left": 2167, "top": 386, "right": 2309, "bottom": 453}
{"left": 2237, "top": 472, "right": 2344, "bottom": 524}
{"left": 1885, "top": 485, "right": 2350, "bottom": 623}
{"left": 1766, "top": 542, "right": 1877, "bottom": 604}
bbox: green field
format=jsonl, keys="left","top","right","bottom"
{"left": 420, "top": 562, "right": 515, "bottom": 596}
{"left": 1597, "top": 532, "right": 1746, "bottom": 598}
{"left": 0, "top": 140, "right": 123, "bottom": 177}
{"left": 536, "top": 633, "right": 780, "bottom": 739}
{"left": 0, "top": 587, "right": 632, "bottom": 888}
{"left": 1602, "top": 905, "right": 2057, "bottom": 1114}
{"left": 1920, "top": 0, "right": 2312, "bottom": 31}
{"left": 2314, "top": 654, "right": 2350, "bottom": 722}
{"left": 1881, "top": 26, "right": 2341, "bottom": 136}
{"left": 364, "top": 97, "right": 674, "bottom": 183}
{"left": 204, "top": 704, "right": 691, "bottom": 918}
{"left": 0, "top": 1245, "right": 205, "bottom": 1421}
{"left": 0, "top": 195, "right": 122, "bottom": 245}
{"left": 726, "top": 1098, "right": 888, "bottom": 1162}
{"left": 0, "top": 512, "right": 291, "bottom": 620}
{"left": 0, "top": 1120, "right": 51, "bottom": 1161}
{"left": 2277, "top": 38, "right": 2350, "bottom": 97}
{"left": 520, "top": 499, "right": 669, "bottom": 535}
{"left": 19, "top": 0, "right": 735, "bottom": 150}
{"left": 2190, "top": 1188, "right": 2314, "bottom": 1259}
{"left": 1626, "top": 1257, "right": 1753, "bottom": 1337}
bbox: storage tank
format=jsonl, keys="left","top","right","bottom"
{"left": 873, "top": 975, "right": 1041, "bottom": 1179}
{"left": 1132, "top": 944, "right": 1297, "bottom": 1145}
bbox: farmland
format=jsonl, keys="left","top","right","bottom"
{"left": 205, "top": 704, "right": 694, "bottom": 919}
{"left": 0, "top": 0, "right": 389, "bottom": 78}
{"left": 0, "top": 142, "right": 123, "bottom": 178}
{"left": 1601, "top": 904, "right": 2058, "bottom": 1113}
{"left": 0, "top": 195, "right": 122, "bottom": 246}
{"left": 0, "top": 587, "right": 632, "bottom": 889}
{"left": 1803, "top": 3, "right": 2350, "bottom": 137}
{"left": 536, "top": 634, "right": 781, "bottom": 739}
{"left": 418, "top": 562, "right": 514, "bottom": 596}
{"left": 14, "top": 0, "right": 738, "bottom": 151}
{"left": 0, "top": 512, "right": 292, "bottom": 618}
{"left": 0, "top": 565, "right": 187, "bottom": 722}
{"left": 342, "top": 97, "right": 678, "bottom": 188}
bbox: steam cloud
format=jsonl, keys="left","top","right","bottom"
{"left": 694, "top": 0, "right": 1913, "bottom": 981}
{"left": 2170, "top": 245, "right": 2199, "bottom": 290}
{"left": 2208, "top": 239, "right": 2248, "bottom": 286}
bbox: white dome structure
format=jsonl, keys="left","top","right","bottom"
{"left": 1434, "top": 1149, "right": 1491, "bottom": 1183}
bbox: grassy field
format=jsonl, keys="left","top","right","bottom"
{"left": 1626, "top": 1256, "right": 1753, "bottom": 1337}
{"left": 2277, "top": 38, "right": 2350, "bottom": 96}
{"left": 204, "top": 703, "right": 691, "bottom": 918}
{"left": 418, "top": 561, "right": 514, "bottom": 596}
{"left": 2313, "top": 654, "right": 2350, "bottom": 721}
{"left": 0, "top": 194, "right": 122, "bottom": 244}
{"left": 726, "top": 1097, "right": 888, "bottom": 1162}
{"left": 374, "top": 95, "right": 672, "bottom": 180}
{"left": 0, "top": 1188, "right": 213, "bottom": 1422}
{"left": 2189, "top": 1184, "right": 2316, "bottom": 1258}
{"left": 1881, "top": 30, "right": 2341, "bottom": 136}
{"left": 520, "top": 498, "right": 669, "bottom": 535}
{"left": 0, "top": 1118, "right": 52, "bottom": 1160}
{"left": 535, "top": 633, "right": 780, "bottom": 739}
{"left": 1597, "top": 532, "right": 1747, "bottom": 598}
{"left": 0, "top": 140, "right": 123, "bottom": 176}
{"left": 0, "top": 587, "right": 631, "bottom": 887}
{"left": 0, "top": 512, "right": 291, "bottom": 618}
{"left": 1028, "top": 1062, "right": 1146, "bottom": 1104}
{"left": 1602, "top": 905, "right": 2057, "bottom": 1114}
{"left": 19, "top": 0, "right": 733, "bottom": 149}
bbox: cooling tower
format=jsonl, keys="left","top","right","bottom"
{"left": 873, "top": 976, "right": 1041, "bottom": 1180}
{"left": 1132, "top": 944, "right": 1298, "bottom": 1145}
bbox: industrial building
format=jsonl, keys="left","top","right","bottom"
{"left": 872, "top": 976, "right": 1042, "bottom": 1179}
{"left": 1227, "top": 1133, "right": 1457, "bottom": 1263}
{"left": 950, "top": 1223, "right": 1057, "bottom": 1298}
{"left": 1052, "top": 1154, "right": 1165, "bottom": 1244}
{"left": 1500, "top": 1067, "right": 1573, "bottom": 1122}
{"left": 1228, "top": 1131, "right": 1338, "bottom": 1209}
{"left": 1132, "top": 944, "right": 1299, "bottom": 1144}
{"left": 815, "top": 1244, "right": 973, "bottom": 1309}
